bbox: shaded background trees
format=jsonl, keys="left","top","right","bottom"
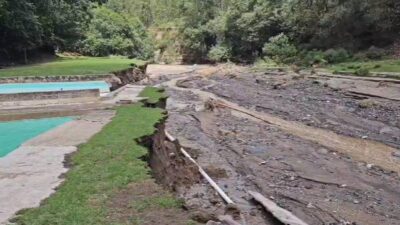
{"left": 1, "top": 0, "right": 400, "bottom": 65}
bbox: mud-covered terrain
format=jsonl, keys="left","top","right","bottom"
{"left": 206, "top": 72, "right": 400, "bottom": 149}
{"left": 148, "top": 65, "right": 400, "bottom": 225}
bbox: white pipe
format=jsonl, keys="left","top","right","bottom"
{"left": 165, "top": 130, "right": 234, "bottom": 205}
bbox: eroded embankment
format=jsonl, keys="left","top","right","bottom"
{"left": 141, "top": 90, "right": 252, "bottom": 225}
{"left": 137, "top": 92, "right": 201, "bottom": 191}
{"left": 11, "top": 85, "right": 202, "bottom": 225}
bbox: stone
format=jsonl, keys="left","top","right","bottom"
{"left": 206, "top": 221, "right": 221, "bottom": 225}
{"left": 317, "top": 148, "right": 329, "bottom": 154}
{"left": 392, "top": 152, "right": 400, "bottom": 158}
{"left": 380, "top": 126, "right": 393, "bottom": 134}
{"left": 191, "top": 210, "right": 216, "bottom": 223}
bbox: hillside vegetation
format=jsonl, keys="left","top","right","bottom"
{"left": 1, "top": 0, "right": 400, "bottom": 66}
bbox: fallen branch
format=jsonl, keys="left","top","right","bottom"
{"left": 249, "top": 191, "right": 309, "bottom": 225}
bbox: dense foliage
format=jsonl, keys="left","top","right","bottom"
{"left": 2, "top": 0, "right": 400, "bottom": 64}
{"left": 80, "top": 6, "right": 153, "bottom": 59}
{"left": 0, "top": 0, "right": 98, "bottom": 62}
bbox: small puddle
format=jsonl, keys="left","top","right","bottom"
{"left": 0, "top": 117, "right": 73, "bottom": 157}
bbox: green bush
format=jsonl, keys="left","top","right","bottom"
{"left": 365, "top": 46, "right": 386, "bottom": 60}
{"left": 208, "top": 45, "right": 231, "bottom": 62}
{"left": 303, "top": 50, "right": 327, "bottom": 66}
{"left": 80, "top": 6, "right": 153, "bottom": 59}
{"left": 354, "top": 67, "right": 370, "bottom": 76}
{"left": 348, "top": 65, "right": 361, "bottom": 70}
{"left": 263, "top": 33, "right": 297, "bottom": 64}
{"left": 323, "top": 48, "right": 350, "bottom": 63}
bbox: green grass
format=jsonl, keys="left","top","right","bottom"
{"left": 139, "top": 87, "right": 168, "bottom": 104}
{"left": 329, "top": 59, "right": 400, "bottom": 78}
{"left": 132, "top": 195, "right": 184, "bottom": 213}
{"left": 15, "top": 102, "right": 166, "bottom": 225}
{"left": 0, "top": 56, "right": 145, "bottom": 77}
{"left": 252, "top": 57, "right": 287, "bottom": 71}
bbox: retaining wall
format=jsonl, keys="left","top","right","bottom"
{"left": 0, "top": 65, "right": 148, "bottom": 91}
{"left": 0, "top": 89, "right": 100, "bottom": 102}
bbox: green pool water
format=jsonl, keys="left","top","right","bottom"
{"left": 0, "top": 117, "right": 73, "bottom": 157}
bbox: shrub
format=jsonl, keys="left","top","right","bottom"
{"left": 207, "top": 45, "right": 231, "bottom": 62}
{"left": 323, "top": 48, "right": 350, "bottom": 63}
{"left": 354, "top": 67, "right": 370, "bottom": 76}
{"left": 303, "top": 50, "right": 327, "bottom": 66}
{"left": 347, "top": 65, "right": 361, "bottom": 70}
{"left": 365, "top": 46, "right": 386, "bottom": 60}
{"left": 80, "top": 7, "right": 153, "bottom": 59}
{"left": 263, "top": 33, "right": 297, "bottom": 64}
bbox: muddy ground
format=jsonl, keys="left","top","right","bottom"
{"left": 147, "top": 65, "right": 400, "bottom": 225}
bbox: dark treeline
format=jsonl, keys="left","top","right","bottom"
{"left": 0, "top": 0, "right": 104, "bottom": 64}
{"left": 1, "top": 0, "right": 400, "bottom": 65}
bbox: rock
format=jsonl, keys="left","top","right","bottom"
{"left": 191, "top": 210, "right": 217, "bottom": 223}
{"left": 353, "top": 200, "right": 360, "bottom": 204}
{"left": 305, "top": 184, "right": 313, "bottom": 189}
{"left": 379, "top": 126, "right": 393, "bottom": 134}
{"left": 250, "top": 210, "right": 257, "bottom": 216}
{"left": 317, "top": 148, "right": 329, "bottom": 154}
{"left": 225, "top": 203, "right": 241, "bottom": 219}
{"left": 206, "top": 221, "right": 221, "bottom": 225}
{"left": 307, "top": 203, "right": 316, "bottom": 208}
{"left": 392, "top": 151, "right": 400, "bottom": 158}
{"left": 366, "top": 164, "right": 374, "bottom": 169}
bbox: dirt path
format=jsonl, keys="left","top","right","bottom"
{"left": 147, "top": 65, "right": 400, "bottom": 225}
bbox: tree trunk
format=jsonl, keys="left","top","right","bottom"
{"left": 23, "top": 48, "right": 28, "bottom": 64}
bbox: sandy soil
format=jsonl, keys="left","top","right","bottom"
{"left": 146, "top": 65, "right": 400, "bottom": 225}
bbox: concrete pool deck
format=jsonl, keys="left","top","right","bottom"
{"left": 0, "top": 110, "right": 115, "bottom": 224}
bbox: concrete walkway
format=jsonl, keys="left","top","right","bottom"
{"left": 104, "top": 84, "right": 146, "bottom": 104}
{"left": 0, "top": 110, "right": 114, "bottom": 224}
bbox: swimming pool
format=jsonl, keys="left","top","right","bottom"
{"left": 0, "top": 117, "right": 73, "bottom": 157}
{"left": 0, "top": 81, "right": 110, "bottom": 94}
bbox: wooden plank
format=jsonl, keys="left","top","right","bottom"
{"left": 249, "top": 191, "right": 309, "bottom": 225}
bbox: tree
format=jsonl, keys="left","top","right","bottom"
{"left": 80, "top": 6, "right": 153, "bottom": 59}
{"left": 0, "top": 0, "right": 97, "bottom": 63}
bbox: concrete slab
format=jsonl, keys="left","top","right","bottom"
{"left": 104, "top": 84, "right": 146, "bottom": 104}
{"left": 0, "top": 110, "right": 114, "bottom": 224}
{"left": 24, "top": 110, "right": 115, "bottom": 147}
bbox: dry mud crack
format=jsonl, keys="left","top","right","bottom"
{"left": 146, "top": 65, "right": 400, "bottom": 225}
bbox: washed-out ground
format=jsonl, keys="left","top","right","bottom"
{"left": 146, "top": 64, "right": 400, "bottom": 225}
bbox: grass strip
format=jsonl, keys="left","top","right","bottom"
{"left": 139, "top": 87, "right": 168, "bottom": 104}
{"left": 15, "top": 102, "right": 167, "bottom": 225}
{"left": 0, "top": 57, "right": 145, "bottom": 77}
{"left": 329, "top": 59, "right": 400, "bottom": 79}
